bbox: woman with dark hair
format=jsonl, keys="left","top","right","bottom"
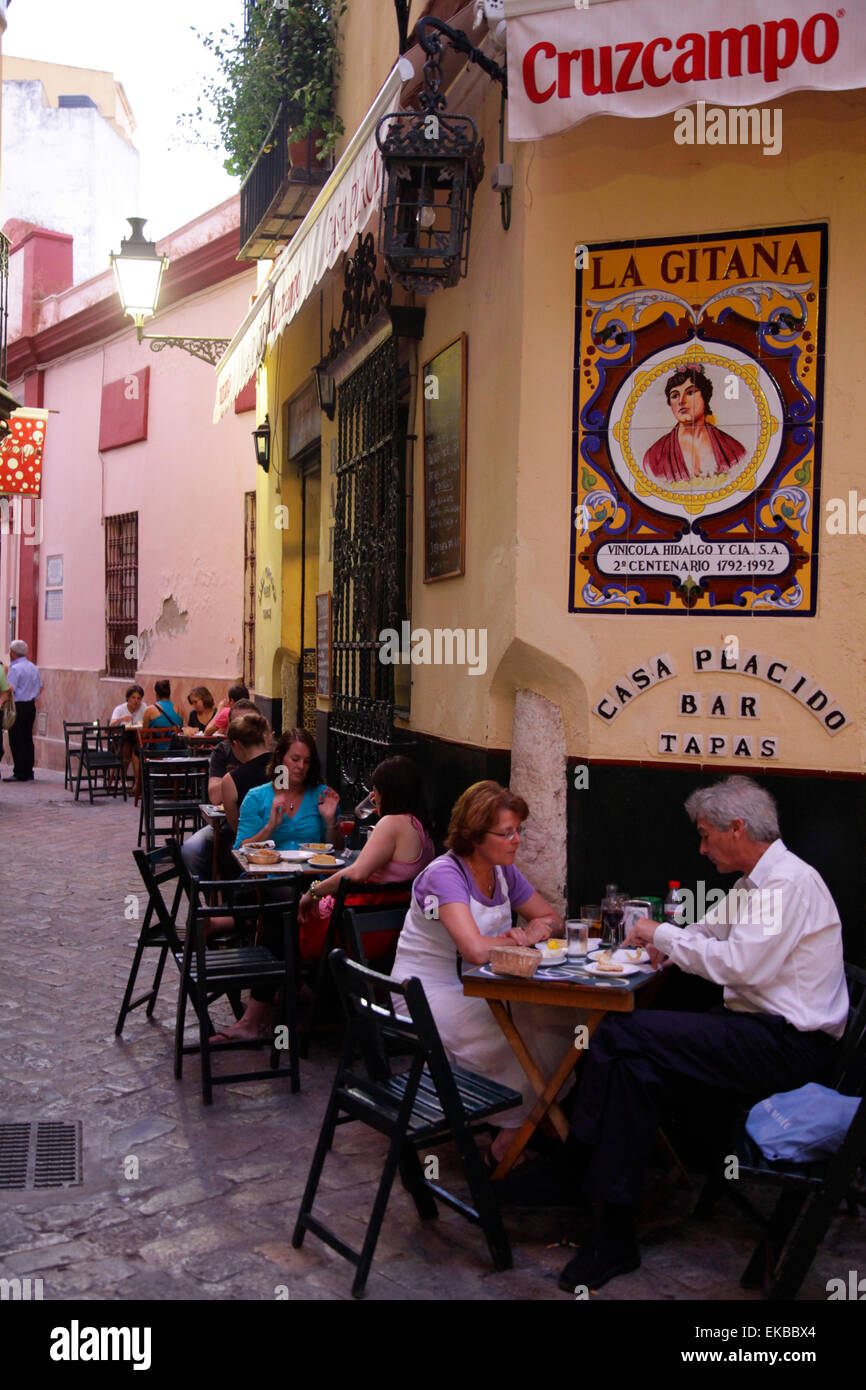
{"left": 141, "top": 679, "right": 185, "bottom": 734}
{"left": 235, "top": 727, "right": 342, "bottom": 852}
{"left": 642, "top": 363, "right": 746, "bottom": 483}
{"left": 391, "top": 780, "right": 577, "bottom": 1168}
{"left": 297, "top": 755, "right": 435, "bottom": 962}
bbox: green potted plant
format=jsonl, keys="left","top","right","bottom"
{"left": 183, "top": 0, "right": 347, "bottom": 181}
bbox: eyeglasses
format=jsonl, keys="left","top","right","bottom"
{"left": 487, "top": 827, "right": 522, "bottom": 842}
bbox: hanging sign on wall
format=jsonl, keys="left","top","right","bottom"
{"left": 570, "top": 223, "right": 826, "bottom": 617}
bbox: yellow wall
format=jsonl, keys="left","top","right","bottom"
{"left": 506, "top": 89, "right": 866, "bottom": 774}
{"left": 253, "top": 2, "right": 865, "bottom": 777}
{"left": 257, "top": 295, "right": 324, "bottom": 715}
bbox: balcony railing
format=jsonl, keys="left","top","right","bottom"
{"left": 239, "top": 102, "right": 331, "bottom": 261}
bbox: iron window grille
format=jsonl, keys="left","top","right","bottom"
{"left": 105, "top": 512, "right": 138, "bottom": 677}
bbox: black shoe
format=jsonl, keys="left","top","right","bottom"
{"left": 558, "top": 1237, "right": 641, "bottom": 1293}
{"left": 493, "top": 1154, "right": 582, "bottom": 1209}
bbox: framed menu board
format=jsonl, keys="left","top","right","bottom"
{"left": 315, "top": 591, "right": 331, "bottom": 699}
{"left": 423, "top": 334, "right": 466, "bottom": 582}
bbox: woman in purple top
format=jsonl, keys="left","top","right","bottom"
{"left": 392, "top": 780, "right": 576, "bottom": 1168}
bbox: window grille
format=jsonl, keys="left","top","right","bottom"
{"left": 105, "top": 512, "right": 138, "bottom": 677}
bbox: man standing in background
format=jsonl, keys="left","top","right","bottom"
{"left": 6, "top": 639, "right": 42, "bottom": 781}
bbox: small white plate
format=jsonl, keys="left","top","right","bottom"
{"left": 280, "top": 850, "right": 312, "bottom": 862}
{"left": 308, "top": 856, "right": 345, "bottom": 869}
{"left": 299, "top": 843, "right": 333, "bottom": 853}
{"left": 588, "top": 947, "right": 650, "bottom": 966}
{"left": 583, "top": 959, "right": 644, "bottom": 977}
{"left": 536, "top": 948, "right": 568, "bottom": 966}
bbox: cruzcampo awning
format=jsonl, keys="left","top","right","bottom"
{"left": 504, "top": 0, "right": 866, "bottom": 141}
{"left": 214, "top": 64, "right": 404, "bottom": 422}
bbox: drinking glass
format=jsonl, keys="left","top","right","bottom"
{"left": 581, "top": 904, "right": 602, "bottom": 939}
{"left": 355, "top": 791, "right": 377, "bottom": 820}
{"left": 565, "top": 920, "right": 589, "bottom": 960}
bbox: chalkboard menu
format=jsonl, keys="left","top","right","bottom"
{"left": 315, "top": 591, "right": 331, "bottom": 699}
{"left": 423, "top": 334, "right": 466, "bottom": 582}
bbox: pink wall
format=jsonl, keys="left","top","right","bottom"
{"left": 29, "top": 268, "right": 257, "bottom": 683}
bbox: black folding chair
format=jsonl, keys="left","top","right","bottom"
{"left": 73, "top": 723, "right": 127, "bottom": 802}
{"left": 734, "top": 963, "right": 866, "bottom": 1299}
{"left": 299, "top": 878, "right": 412, "bottom": 1058}
{"left": 63, "top": 720, "right": 92, "bottom": 791}
{"left": 115, "top": 846, "right": 188, "bottom": 1035}
{"left": 695, "top": 963, "right": 866, "bottom": 1299}
{"left": 174, "top": 875, "right": 301, "bottom": 1105}
{"left": 292, "top": 951, "right": 521, "bottom": 1298}
{"left": 142, "top": 754, "right": 209, "bottom": 852}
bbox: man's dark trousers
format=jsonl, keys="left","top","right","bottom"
{"left": 571, "top": 1006, "right": 838, "bottom": 1206}
{"left": 8, "top": 698, "right": 36, "bottom": 779}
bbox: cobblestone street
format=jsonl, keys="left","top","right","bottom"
{"left": 1, "top": 772, "right": 863, "bottom": 1304}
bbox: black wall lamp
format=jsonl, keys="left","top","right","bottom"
{"left": 313, "top": 364, "right": 337, "bottom": 421}
{"left": 252, "top": 415, "right": 271, "bottom": 472}
{"left": 375, "top": 16, "right": 507, "bottom": 293}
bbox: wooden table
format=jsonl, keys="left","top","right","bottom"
{"left": 231, "top": 848, "right": 358, "bottom": 879}
{"left": 462, "top": 958, "right": 658, "bottom": 1178}
{"left": 197, "top": 803, "right": 227, "bottom": 882}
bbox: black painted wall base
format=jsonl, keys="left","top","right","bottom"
{"left": 255, "top": 693, "right": 282, "bottom": 735}
{"left": 567, "top": 761, "right": 866, "bottom": 965}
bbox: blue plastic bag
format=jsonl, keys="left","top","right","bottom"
{"left": 746, "top": 1083, "right": 860, "bottom": 1163}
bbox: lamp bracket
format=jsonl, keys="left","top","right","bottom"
{"left": 415, "top": 16, "right": 508, "bottom": 101}
{"left": 140, "top": 334, "right": 231, "bottom": 367}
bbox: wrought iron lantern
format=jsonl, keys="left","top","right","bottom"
{"left": 376, "top": 17, "right": 505, "bottom": 293}
{"left": 252, "top": 415, "right": 271, "bottom": 472}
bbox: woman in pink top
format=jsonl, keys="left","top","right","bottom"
{"left": 298, "top": 755, "right": 434, "bottom": 962}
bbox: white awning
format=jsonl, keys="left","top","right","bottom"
{"left": 213, "top": 283, "right": 272, "bottom": 424}
{"left": 504, "top": 0, "right": 866, "bottom": 141}
{"left": 214, "top": 64, "right": 404, "bottom": 422}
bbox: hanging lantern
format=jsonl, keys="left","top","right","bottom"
{"left": 376, "top": 25, "right": 485, "bottom": 293}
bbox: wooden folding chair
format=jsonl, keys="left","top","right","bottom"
{"left": 174, "top": 875, "right": 301, "bottom": 1105}
{"left": 73, "top": 724, "right": 127, "bottom": 803}
{"left": 292, "top": 950, "right": 522, "bottom": 1298}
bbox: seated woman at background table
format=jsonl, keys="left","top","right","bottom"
{"left": 235, "top": 727, "right": 343, "bottom": 852}
{"left": 297, "top": 754, "right": 435, "bottom": 963}
{"left": 109, "top": 683, "right": 145, "bottom": 786}
{"left": 220, "top": 711, "right": 272, "bottom": 833}
{"left": 391, "top": 780, "right": 576, "bottom": 1169}
{"left": 141, "top": 680, "right": 185, "bottom": 738}
{"left": 212, "top": 729, "right": 343, "bottom": 1043}
{"left": 185, "top": 685, "right": 217, "bottom": 734}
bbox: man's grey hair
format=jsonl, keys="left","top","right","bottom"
{"left": 684, "top": 776, "right": 780, "bottom": 843}
{"left": 9, "top": 640, "right": 27, "bottom": 657}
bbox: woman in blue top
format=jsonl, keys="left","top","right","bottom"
{"left": 235, "top": 727, "right": 342, "bottom": 851}
{"left": 214, "top": 728, "right": 341, "bottom": 1044}
{"left": 141, "top": 679, "right": 184, "bottom": 735}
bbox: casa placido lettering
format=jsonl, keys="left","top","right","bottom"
{"left": 593, "top": 647, "right": 850, "bottom": 736}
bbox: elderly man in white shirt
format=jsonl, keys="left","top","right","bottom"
{"left": 554, "top": 775, "right": 846, "bottom": 1295}
{"left": 5, "top": 639, "right": 43, "bottom": 781}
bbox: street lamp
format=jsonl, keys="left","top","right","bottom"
{"left": 375, "top": 16, "right": 506, "bottom": 293}
{"left": 110, "top": 218, "right": 231, "bottom": 367}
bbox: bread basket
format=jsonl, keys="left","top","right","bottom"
{"left": 488, "top": 944, "right": 540, "bottom": 979}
